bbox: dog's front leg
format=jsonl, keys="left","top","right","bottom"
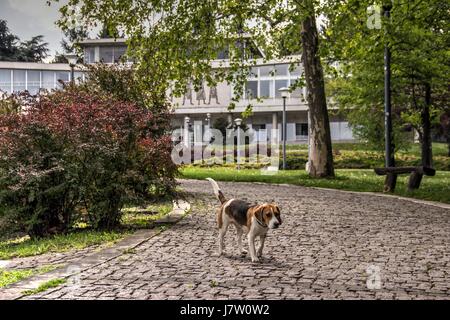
{"left": 236, "top": 227, "right": 247, "bottom": 255}
{"left": 257, "top": 234, "right": 266, "bottom": 257}
{"left": 247, "top": 231, "right": 259, "bottom": 262}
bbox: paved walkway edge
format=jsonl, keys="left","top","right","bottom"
{"left": 0, "top": 200, "right": 191, "bottom": 300}
{"left": 241, "top": 180, "right": 450, "bottom": 210}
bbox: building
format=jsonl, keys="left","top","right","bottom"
{"left": 0, "top": 62, "right": 85, "bottom": 95}
{"left": 1, "top": 38, "right": 354, "bottom": 143}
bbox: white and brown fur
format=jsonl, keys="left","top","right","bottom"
{"left": 206, "top": 178, "right": 282, "bottom": 262}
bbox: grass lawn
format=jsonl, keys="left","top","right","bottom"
{"left": 0, "top": 265, "right": 58, "bottom": 288}
{"left": 22, "top": 278, "right": 67, "bottom": 296}
{"left": 198, "top": 142, "right": 449, "bottom": 171}
{"left": 0, "top": 200, "right": 173, "bottom": 260}
{"left": 181, "top": 167, "right": 450, "bottom": 204}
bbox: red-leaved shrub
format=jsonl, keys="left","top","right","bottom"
{"left": 0, "top": 89, "right": 177, "bottom": 237}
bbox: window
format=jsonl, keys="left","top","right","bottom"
{"left": 56, "top": 71, "right": 70, "bottom": 88}
{"left": 114, "top": 46, "right": 127, "bottom": 63}
{"left": 275, "top": 80, "right": 288, "bottom": 98}
{"left": 259, "top": 80, "right": 273, "bottom": 98}
{"left": 0, "top": 69, "right": 11, "bottom": 93}
{"left": 245, "top": 81, "right": 258, "bottom": 99}
{"left": 249, "top": 67, "right": 258, "bottom": 78}
{"left": 42, "top": 71, "right": 55, "bottom": 90}
{"left": 74, "top": 72, "right": 84, "bottom": 84}
{"left": 233, "top": 63, "right": 304, "bottom": 101}
{"left": 99, "top": 46, "right": 114, "bottom": 63}
{"left": 259, "top": 65, "right": 274, "bottom": 77}
{"left": 84, "top": 47, "right": 95, "bottom": 63}
{"left": 296, "top": 123, "right": 308, "bottom": 137}
{"left": 289, "top": 63, "right": 301, "bottom": 76}
{"left": 274, "top": 64, "right": 289, "bottom": 76}
{"left": 252, "top": 124, "right": 266, "bottom": 130}
{"left": 290, "top": 78, "right": 303, "bottom": 99}
{"left": 27, "top": 70, "right": 40, "bottom": 95}
{"left": 13, "top": 70, "right": 26, "bottom": 92}
{"left": 217, "top": 46, "right": 229, "bottom": 59}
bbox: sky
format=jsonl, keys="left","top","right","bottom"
{"left": 0, "top": 0, "right": 68, "bottom": 61}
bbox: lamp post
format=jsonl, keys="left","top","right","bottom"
{"left": 205, "top": 113, "right": 212, "bottom": 143}
{"left": 184, "top": 116, "right": 191, "bottom": 148}
{"left": 383, "top": 3, "right": 394, "bottom": 169}
{"left": 278, "top": 87, "right": 289, "bottom": 170}
{"left": 65, "top": 54, "right": 78, "bottom": 85}
{"left": 234, "top": 118, "right": 242, "bottom": 170}
{"left": 382, "top": 2, "right": 397, "bottom": 192}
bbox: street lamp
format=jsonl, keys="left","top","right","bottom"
{"left": 382, "top": 2, "right": 396, "bottom": 192}
{"left": 65, "top": 54, "right": 78, "bottom": 85}
{"left": 205, "top": 113, "right": 212, "bottom": 142}
{"left": 184, "top": 116, "right": 191, "bottom": 148}
{"left": 278, "top": 87, "right": 289, "bottom": 170}
{"left": 383, "top": 3, "right": 394, "bottom": 169}
{"left": 234, "top": 118, "right": 242, "bottom": 170}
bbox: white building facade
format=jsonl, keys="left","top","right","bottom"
{"left": 1, "top": 38, "right": 354, "bottom": 143}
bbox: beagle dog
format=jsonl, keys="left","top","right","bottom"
{"left": 206, "top": 178, "right": 282, "bottom": 262}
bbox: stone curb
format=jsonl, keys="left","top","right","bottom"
{"left": 0, "top": 199, "right": 191, "bottom": 300}
{"left": 305, "top": 186, "right": 450, "bottom": 210}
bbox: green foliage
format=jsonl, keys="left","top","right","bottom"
{"left": 50, "top": 1, "right": 313, "bottom": 107}
{"left": 325, "top": 0, "right": 449, "bottom": 153}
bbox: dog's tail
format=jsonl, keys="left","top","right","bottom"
{"left": 206, "top": 177, "right": 226, "bottom": 204}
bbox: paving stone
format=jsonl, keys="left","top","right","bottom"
{"left": 11, "top": 179, "right": 450, "bottom": 300}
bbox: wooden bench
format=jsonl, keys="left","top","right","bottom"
{"left": 374, "top": 166, "right": 436, "bottom": 192}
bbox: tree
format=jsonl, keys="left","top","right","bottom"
{"left": 325, "top": 0, "right": 449, "bottom": 167}
{"left": 0, "top": 19, "right": 20, "bottom": 61}
{"left": 52, "top": 0, "right": 336, "bottom": 177}
{"left": 17, "top": 35, "right": 50, "bottom": 62}
{"left": 0, "top": 19, "right": 49, "bottom": 62}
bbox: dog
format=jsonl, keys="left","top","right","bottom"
{"left": 206, "top": 178, "right": 282, "bottom": 262}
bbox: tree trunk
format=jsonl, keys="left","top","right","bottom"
{"left": 421, "top": 83, "right": 433, "bottom": 167}
{"left": 447, "top": 136, "right": 450, "bottom": 157}
{"left": 301, "top": 2, "right": 335, "bottom": 177}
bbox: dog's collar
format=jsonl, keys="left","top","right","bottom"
{"left": 255, "top": 217, "right": 268, "bottom": 228}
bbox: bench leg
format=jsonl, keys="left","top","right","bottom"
{"left": 383, "top": 173, "right": 397, "bottom": 193}
{"left": 408, "top": 171, "right": 423, "bottom": 191}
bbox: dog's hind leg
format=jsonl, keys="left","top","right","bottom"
{"left": 218, "top": 215, "right": 229, "bottom": 256}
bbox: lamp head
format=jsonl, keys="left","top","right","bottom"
{"left": 278, "top": 87, "right": 289, "bottom": 98}
{"left": 234, "top": 118, "right": 242, "bottom": 126}
{"left": 65, "top": 54, "right": 78, "bottom": 66}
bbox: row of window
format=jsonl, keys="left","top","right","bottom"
{"left": 252, "top": 123, "right": 308, "bottom": 137}
{"left": 242, "top": 64, "right": 304, "bottom": 100}
{"left": 0, "top": 69, "right": 85, "bottom": 95}
{"left": 84, "top": 46, "right": 128, "bottom": 64}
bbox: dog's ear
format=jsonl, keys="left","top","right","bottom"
{"left": 252, "top": 205, "right": 264, "bottom": 222}
{"left": 271, "top": 204, "right": 281, "bottom": 213}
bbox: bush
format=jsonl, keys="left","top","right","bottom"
{"left": 0, "top": 89, "right": 177, "bottom": 238}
